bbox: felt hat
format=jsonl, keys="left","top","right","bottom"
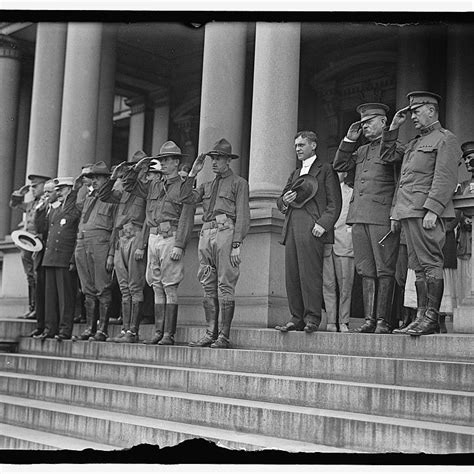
{"left": 206, "top": 138, "right": 239, "bottom": 159}
{"left": 406, "top": 91, "right": 442, "bottom": 111}
{"left": 83, "top": 161, "right": 111, "bottom": 177}
{"left": 289, "top": 174, "right": 319, "bottom": 209}
{"left": 11, "top": 230, "right": 43, "bottom": 252}
{"left": 130, "top": 150, "right": 149, "bottom": 163}
{"left": 54, "top": 177, "right": 75, "bottom": 188}
{"left": 356, "top": 103, "right": 389, "bottom": 124}
{"left": 155, "top": 141, "right": 186, "bottom": 160}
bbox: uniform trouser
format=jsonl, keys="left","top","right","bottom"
{"left": 402, "top": 218, "right": 445, "bottom": 280}
{"left": 352, "top": 223, "right": 399, "bottom": 278}
{"left": 323, "top": 244, "right": 355, "bottom": 325}
{"left": 44, "top": 266, "right": 76, "bottom": 337}
{"left": 146, "top": 232, "right": 184, "bottom": 299}
{"left": 115, "top": 233, "right": 146, "bottom": 303}
{"left": 285, "top": 209, "right": 324, "bottom": 326}
{"left": 20, "top": 249, "right": 35, "bottom": 286}
{"left": 395, "top": 243, "right": 408, "bottom": 288}
{"left": 198, "top": 223, "right": 239, "bottom": 300}
{"left": 35, "top": 265, "right": 46, "bottom": 331}
{"left": 75, "top": 236, "right": 114, "bottom": 304}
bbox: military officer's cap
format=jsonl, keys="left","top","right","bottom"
{"left": 54, "top": 177, "right": 75, "bottom": 188}
{"left": 406, "top": 91, "right": 442, "bottom": 111}
{"left": 206, "top": 138, "right": 239, "bottom": 160}
{"left": 27, "top": 173, "right": 51, "bottom": 184}
{"left": 461, "top": 141, "right": 474, "bottom": 158}
{"left": 155, "top": 141, "right": 187, "bottom": 160}
{"left": 355, "top": 103, "right": 389, "bottom": 124}
{"left": 83, "top": 161, "right": 111, "bottom": 177}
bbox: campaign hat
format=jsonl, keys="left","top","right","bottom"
{"left": 83, "top": 161, "right": 111, "bottom": 177}
{"left": 155, "top": 141, "right": 186, "bottom": 160}
{"left": 206, "top": 138, "right": 239, "bottom": 159}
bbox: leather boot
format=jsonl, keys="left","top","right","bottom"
{"left": 211, "top": 300, "right": 235, "bottom": 349}
{"left": 352, "top": 277, "right": 376, "bottom": 333}
{"left": 403, "top": 279, "right": 428, "bottom": 333}
{"left": 374, "top": 277, "right": 395, "bottom": 334}
{"left": 78, "top": 298, "right": 97, "bottom": 340}
{"left": 392, "top": 306, "right": 413, "bottom": 333}
{"left": 144, "top": 304, "right": 165, "bottom": 344}
{"left": 107, "top": 298, "right": 131, "bottom": 342}
{"left": 189, "top": 297, "right": 219, "bottom": 347}
{"left": 439, "top": 313, "right": 448, "bottom": 334}
{"left": 89, "top": 301, "right": 110, "bottom": 341}
{"left": 159, "top": 304, "right": 178, "bottom": 345}
{"left": 121, "top": 301, "right": 141, "bottom": 343}
{"left": 408, "top": 278, "right": 443, "bottom": 336}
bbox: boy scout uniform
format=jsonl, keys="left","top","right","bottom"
{"left": 75, "top": 162, "right": 118, "bottom": 341}
{"left": 180, "top": 138, "right": 250, "bottom": 349}
{"left": 121, "top": 142, "right": 195, "bottom": 346}
{"left": 98, "top": 151, "right": 148, "bottom": 343}
{"left": 381, "top": 91, "right": 459, "bottom": 336}
{"left": 334, "top": 103, "right": 400, "bottom": 333}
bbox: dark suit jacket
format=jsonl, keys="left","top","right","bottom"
{"left": 277, "top": 159, "right": 342, "bottom": 245}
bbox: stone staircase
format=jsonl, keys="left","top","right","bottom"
{"left": 0, "top": 318, "right": 472, "bottom": 452}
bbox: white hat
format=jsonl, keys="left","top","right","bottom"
{"left": 11, "top": 230, "right": 43, "bottom": 252}
{"left": 54, "top": 177, "right": 74, "bottom": 188}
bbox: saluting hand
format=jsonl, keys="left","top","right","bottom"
{"left": 346, "top": 121, "right": 362, "bottom": 141}
{"left": 73, "top": 175, "right": 83, "bottom": 191}
{"left": 170, "top": 247, "right": 183, "bottom": 261}
{"left": 189, "top": 153, "right": 206, "bottom": 177}
{"left": 312, "top": 223, "right": 326, "bottom": 238}
{"left": 390, "top": 106, "right": 409, "bottom": 131}
{"left": 230, "top": 247, "right": 241, "bottom": 267}
{"left": 423, "top": 210, "right": 438, "bottom": 230}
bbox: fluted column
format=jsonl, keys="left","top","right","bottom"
{"left": 197, "top": 22, "right": 247, "bottom": 184}
{"left": 446, "top": 24, "right": 474, "bottom": 143}
{"left": 0, "top": 35, "right": 21, "bottom": 239}
{"left": 395, "top": 28, "right": 430, "bottom": 143}
{"left": 126, "top": 96, "right": 146, "bottom": 159}
{"left": 26, "top": 22, "right": 67, "bottom": 181}
{"left": 248, "top": 22, "right": 301, "bottom": 203}
{"left": 57, "top": 23, "right": 103, "bottom": 176}
{"left": 95, "top": 24, "right": 117, "bottom": 166}
{"left": 150, "top": 88, "right": 169, "bottom": 154}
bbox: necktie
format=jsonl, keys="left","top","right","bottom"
{"left": 207, "top": 174, "right": 222, "bottom": 219}
{"left": 82, "top": 194, "right": 98, "bottom": 224}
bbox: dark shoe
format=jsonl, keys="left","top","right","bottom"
{"left": 353, "top": 277, "right": 376, "bottom": 333}
{"left": 189, "top": 331, "right": 215, "bottom": 347}
{"left": 392, "top": 307, "right": 414, "bottom": 334}
{"left": 304, "top": 323, "right": 319, "bottom": 333}
{"left": 55, "top": 334, "right": 70, "bottom": 342}
{"left": 107, "top": 330, "right": 126, "bottom": 342}
{"left": 275, "top": 321, "right": 304, "bottom": 332}
{"left": 144, "top": 332, "right": 163, "bottom": 344}
{"left": 374, "top": 319, "right": 391, "bottom": 334}
{"left": 89, "top": 330, "right": 108, "bottom": 342}
{"left": 210, "top": 333, "right": 230, "bottom": 349}
{"left": 408, "top": 308, "right": 440, "bottom": 336}
{"left": 158, "top": 333, "right": 174, "bottom": 345}
{"left": 352, "top": 319, "right": 376, "bottom": 333}
{"left": 78, "top": 328, "right": 95, "bottom": 340}
{"left": 39, "top": 331, "right": 53, "bottom": 341}
{"left": 29, "top": 328, "right": 43, "bottom": 337}
{"left": 121, "top": 331, "right": 138, "bottom": 343}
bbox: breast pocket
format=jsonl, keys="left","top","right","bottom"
{"left": 97, "top": 202, "right": 113, "bottom": 216}
{"left": 412, "top": 144, "right": 437, "bottom": 173}
{"left": 218, "top": 192, "right": 236, "bottom": 214}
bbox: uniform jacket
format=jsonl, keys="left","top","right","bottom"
{"left": 42, "top": 191, "right": 81, "bottom": 268}
{"left": 380, "top": 122, "right": 459, "bottom": 219}
{"left": 98, "top": 178, "right": 147, "bottom": 250}
{"left": 10, "top": 195, "right": 41, "bottom": 234}
{"left": 277, "top": 159, "right": 342, "bottom": 245}
{"left": 122, "top": 170, "right": 195, "bottom": 250}
{"left": 180, "top": 168, "right": 250, "bottom": 243}
{"left": 333, "top": 137, "right": 399, "bottom": 225}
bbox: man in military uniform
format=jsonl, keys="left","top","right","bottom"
{"left": 98, "top": 151, "right": 148, "bottom": 344}
{"left": 380, "top": 91, "right": 460, "bottom": 336}
{"left": 121, "top": 142, "right": 195, "bottom": 346}
{"left": 10, "top": 173, "right": 51, "bottom": 319}
{"left": 74, "top": 162, "right": 118, "bottom": 341}
{"left": 276, "top": 131, "right": 342, "bottom": 334}
{"left": 179, "top": 138, "right": 250, "bottom": 349}
{"left": 333, "top": 103, "right": 400, "bottom": 333}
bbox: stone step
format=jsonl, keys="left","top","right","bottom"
{"left": 14, "top": 339, "right": 474, "bottom": 392}
{"left": 0, "top": 422, "right": 118, "bottom": 450}
{"left": 1, "top": 357, "right": 471, "bottom": 427}
{"left": 0, "top": 375, "right": 471, "bottom": 452}
{"left": 0, "top": 394, "right": 358, "bottom": 452}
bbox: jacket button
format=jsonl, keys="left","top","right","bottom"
{"left": 399, "top": 184, "right": 403, "bottom": 188}
{"left": 359, "top": 192, "right": 363, "bottom": 196}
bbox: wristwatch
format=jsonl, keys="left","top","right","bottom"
{"left": 232, "top": 242, "right": 241, "bottom": 249}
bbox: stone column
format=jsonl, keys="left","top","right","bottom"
{"left": 57, "top": 23, "right": 103, "bottom": 176}
{"left": 395, "top": 28, "right": 430, "bottom": 143}
{"left": 26, "top": 22, "right": 67, "bottom": 181}
{"left": 0, "top": 35, "right": 21, "bottom": 239}
{"left": 126, "top": 96, "right": 146, "bottom": 159}
{"left": 248, "top": 22, "right": 301, "bottom": 204}
{"left": 150, "top": 88, "right": 169, "bottom": 154}
{"left": 197, "top": 22, "right": 247, "bottom": 184}
{"left": 95, "top": 23, "right": 117, "bottom": 167}
{"left": 446, "top": 24, "right": 474, "bottom": 143}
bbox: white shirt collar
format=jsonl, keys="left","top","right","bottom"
{"left": 302, "top": 154, "right": 317, "bottom": 168}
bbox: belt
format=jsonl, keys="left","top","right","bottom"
{"left": 118, "top": 224, "right": 142, "bottom": 238}
{"left": 201, "top": 215, "right": 234, "bottom": 230}
{"left": 150, "top": 222, "right": 178, "bottom": 237}
{"left": 77, "top": 229, "right": 111, "bottom": 239}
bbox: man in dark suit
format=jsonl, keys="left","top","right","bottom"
{"left": 333, "top": 103, "right": 401, "bottom": 334}
{"left": 276, "top": 131, "right": 342, "bottom": 333}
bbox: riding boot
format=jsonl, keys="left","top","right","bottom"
{"left": 392, "top": 306, "right": 413, "bottom": 333}
{"left": 78, "top": 298, "right": 97, "bottom": 340}
{"left": 108, "top": 298, "right": 131, "bottom": 342}
{"left": 189, "top": 297, "right": 219, "bottom": 347}
{"left": 352, "top": 277, "right": 377, "bottom": 333}
{"left": 21, "top": 283, "right": 36, "bottom": 319}
{"left": 408, "top": 278, "right": 443, "bottom": 336}
{"left": 374, "top": 277, "right": 395, "bottom": 334}
{"left": 89, "top": 301, "right": 110, "bottom": 341}
{"left": 144, "top": 304, "right": 165, "bottom": 344}
{"left": 211, "top": 300, "right": 235, "bottom": 349}
{"left": 159, "top": 304, "right": 178, "bottom": 345}
{"left": 402, "top": 278, "right": 428, "bottom": 333}
{"left": 122, "top": 301, "right": 141, "bottom": 343}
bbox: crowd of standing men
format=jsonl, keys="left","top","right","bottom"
{"left": 10, "top": 90, "right": 474, "bottom": 344}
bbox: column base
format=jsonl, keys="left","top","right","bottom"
{"left": 453, "top": 296, "right": 474, "bottom": 333}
